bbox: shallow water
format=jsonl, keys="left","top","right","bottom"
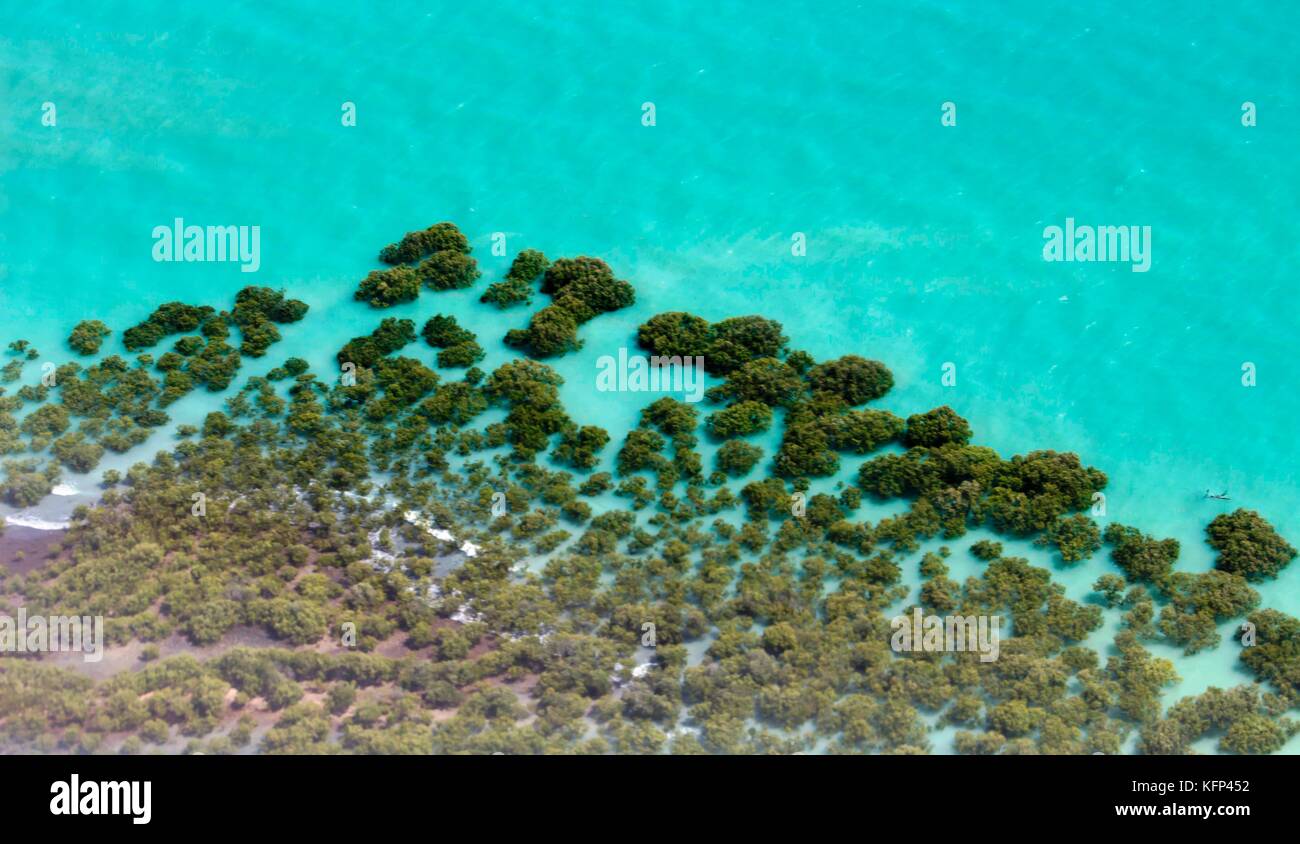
{"left": 1, "top": 0, "right": 1297, "bottom": 750}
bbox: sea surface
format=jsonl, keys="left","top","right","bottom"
{"left": 1, "top": 0, "right": 1298, "bottom": 751}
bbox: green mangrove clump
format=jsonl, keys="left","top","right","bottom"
{"left": 68, "top": 320, "right": 112, "bottom": 356}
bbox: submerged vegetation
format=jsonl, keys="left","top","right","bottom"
{"left": 0, "top": 221, "right": 1295, "bottom": 757}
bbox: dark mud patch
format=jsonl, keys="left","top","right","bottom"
{"left": 0, "top": 526, "right": 66, "bottom": 576}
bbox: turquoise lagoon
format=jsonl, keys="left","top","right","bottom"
{"left": 1, "top": 0, "right": 1298, "bottom": 750}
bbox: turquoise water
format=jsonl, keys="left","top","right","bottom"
{"left": 2, "top": 0, "right": 1298, "bottom": 748}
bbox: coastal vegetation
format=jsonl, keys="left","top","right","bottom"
{"left": 505, "top": 257, "right": 635, "bottom": 358}
{"left": 1, "top": 221, "right": 1295, "bottom": 757}
{"left": 379, "top": 221, "right": 470, "bottom": 265}
{"left": 68, "top": 320, "right": 112, "bottom": 356}
{"left": 420, "top": 316, "right": 484, "bottom": 369}
{"left": 636, "top": 313, "right": 786, "bottom": 375}
{"left": 481, "top": 249, "right": 548, "bottom": 309}
{"left": 1207, "top": 509, "right": 1297, "bottom": 581}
